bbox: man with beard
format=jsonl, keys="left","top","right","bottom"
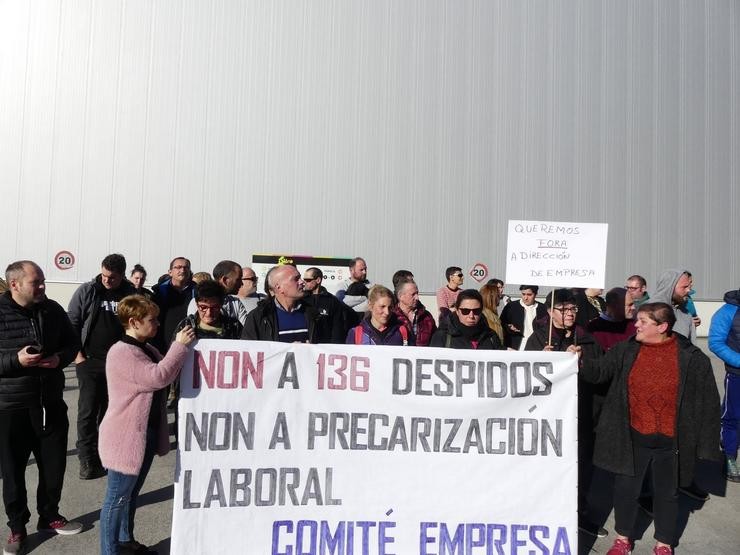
{"left": 1, "top": 261, "right": 82, "bottom": 553}
{"left": 336, "top": 257, "right": 373, "bottom": 313}
{"left": 651, "top": 269, "right": 696, "bottom": 342}
{"left": 68, "top": 254, "right": 136, "bottom": 480}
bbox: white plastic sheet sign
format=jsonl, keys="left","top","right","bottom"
{"left": 505, "top": 220, "right": 608, "bottom": 288}
{"left": 171, "top": 340, "right": 578, "bottom": 555}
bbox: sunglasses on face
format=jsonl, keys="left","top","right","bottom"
{"left": 303, "top": 277, "right": 318, "bottom": 282}
{"left": 454, "top": 273, "right": 464, "bottom": 278}
{"left": 458, "top": 307, "right": 482, "bottom": 316}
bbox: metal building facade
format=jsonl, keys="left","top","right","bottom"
{"left": 1, "top": 1, "right": 737, "bottom": 297}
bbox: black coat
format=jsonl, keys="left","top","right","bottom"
{"left": 173, "top": 313, "right": 242, "bottom": 340}
{"left": 0, "top": 292, "right": 80, "bottom": 410}
{"left": 524, "top": 321, "right": 602, "bottom": 361}
{"left": 500, "top": 300, "right": 548, "bottom": 349}
{"left": 241, "top": 298, "right": 326, "bottom": 343}
{"left": 304, "top": 288, "right": 352, "bottom": 343}
{"left": 580, "top": 335, "right": 721, "bottom": 487}
{"left": 429, "top": 314, "right": 504, "bottom": 350}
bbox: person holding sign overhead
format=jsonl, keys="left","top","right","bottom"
{"left": 524, "top": 289, "right": 605, "bottom": 539}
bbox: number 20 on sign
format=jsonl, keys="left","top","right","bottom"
{"left": 316, "top": 354, "right": 370, "bottom": 391}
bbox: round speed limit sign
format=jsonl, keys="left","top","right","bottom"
{"left": 469, "top": 262, "right": 489, "bottom": 283}
{"left": 54, "top": 251, "right": 76, "bottom": 270}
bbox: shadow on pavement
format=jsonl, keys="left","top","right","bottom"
{"left": 15, "top": 485, "right": 175, "bottom": 553}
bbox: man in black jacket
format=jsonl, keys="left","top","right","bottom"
{"left": 67, "top": 253, "right": 135, "bottom": 479}
{"left": 0, "top": 261, "right": 83, "bottom": 552}
{"left": 500, "top": 285, "right": 548, "bottom": 349}
{"left": 302, "top": 267, "right": 352, "bottom": 343}
{"left": 242, "top": 265, "right": 325, "bottom": 343}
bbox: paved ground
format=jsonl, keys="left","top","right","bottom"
{"left": 1, "top": 339, "right": 739, "bottom": 554}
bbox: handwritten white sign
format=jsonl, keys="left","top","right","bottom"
{"left": 505, "top": 220, "right": 608, "bottom": 288}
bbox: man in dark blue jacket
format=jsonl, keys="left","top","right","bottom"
{"left": 0, "top": 261, "right": 82, "bottom": 553}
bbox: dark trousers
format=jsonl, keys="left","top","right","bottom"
{"left": 0, "top": 404, "right": 69, "bottom": 532}
{"left": 614, "top": 439, "right": 678, "bottom": 545}
{"left": 76, "top": 360, "right": 108, "bottom": 463}
{"left": 721, "top": 372, "right": 740, "bottom": 457}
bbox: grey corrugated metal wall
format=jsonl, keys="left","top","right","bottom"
{"left": 0, "top": 1, "right": 737, "bottom": 297}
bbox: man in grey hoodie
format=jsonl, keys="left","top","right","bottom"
{"left": 652, "top": 269, "right": 696, "bottom": 342}
{"left": 651, "top": 269, "right": 709, "bottom": 502}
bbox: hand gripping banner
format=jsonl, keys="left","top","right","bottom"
{"left": 172, "top": 340, "right": 578, "bottom": 555}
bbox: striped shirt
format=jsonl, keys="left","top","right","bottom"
{"left": 275, "top": 301, "right": 309, "bottom": 343}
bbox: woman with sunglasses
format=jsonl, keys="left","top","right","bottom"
{"left": 430, "top": 289, "right": 504, "bottom": 350}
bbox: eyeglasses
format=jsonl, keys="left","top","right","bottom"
{"left": 242, "top": 277, "right": 258, "bottom": 283}
{"left": 458, "top": 307, "right": 482, "bottom": 316}
{"left": 554, "top": 306, "right": 579, "bottom": 314}
{"left": 196, "top": 304, "right": 221, "bottom": 312}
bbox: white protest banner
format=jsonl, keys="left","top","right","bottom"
{"left": 505, "top": 220, "right": 608, "bottom": 289}
{"left": 172, "top": 340, "right": 578, "bottom": 555}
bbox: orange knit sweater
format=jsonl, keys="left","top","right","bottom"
{"left": 628, "top": 336, "right": 679, "bottom": 437}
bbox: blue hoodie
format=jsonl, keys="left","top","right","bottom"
{"left": 708, "top": 289, "right": 740, "bottom": 376}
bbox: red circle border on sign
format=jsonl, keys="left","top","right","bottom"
{"left": 54, "top": 251, "right": 76, "bottom": 270}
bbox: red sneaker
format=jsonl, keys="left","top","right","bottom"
{"left": 37, "top": 517, "right": 83, "bottom": 535}
{"left": 653, "top": 545, "right": 673, "bottom": 555}
{"left": 3, "top": 529, "right": 27, "bottom": 555}
{"left": 606, "top": 537, "right": 633, "bottom": 555}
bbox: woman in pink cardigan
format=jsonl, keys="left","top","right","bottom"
{"left": 98, "top": 295, "right": 195, "bottom": 555}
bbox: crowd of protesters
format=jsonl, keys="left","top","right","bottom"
{"left": 0, "top": 254, "right": 737, "bottom": 555}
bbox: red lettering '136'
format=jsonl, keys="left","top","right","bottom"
{"left": 316, "top": 354, "right": 370, "bottom": 391}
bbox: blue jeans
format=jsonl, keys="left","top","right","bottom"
{"left": 100, "top": 430, "right": 157, "bottom": 555}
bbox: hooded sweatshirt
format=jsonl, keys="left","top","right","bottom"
{"left": 708, "top": 289, "right": 740, "bottom": 376}
{"left": 652, "top": 269, "right": 696, "bottom": 342}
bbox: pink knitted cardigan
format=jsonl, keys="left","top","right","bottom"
{"left": 98, "top": 340, "right": 188, "bottom": 475}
